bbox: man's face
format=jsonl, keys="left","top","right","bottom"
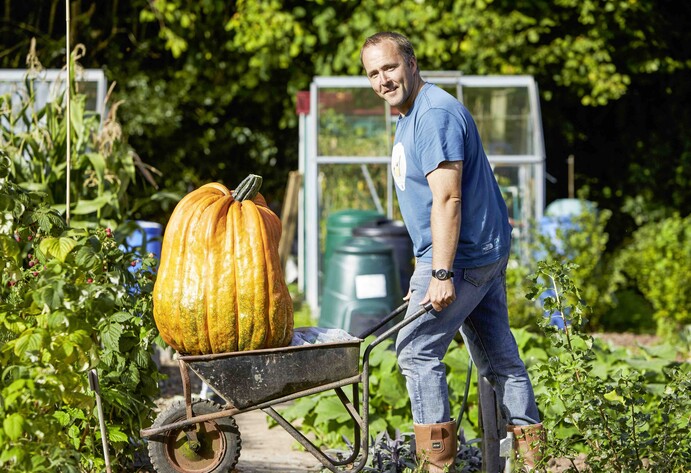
{"left": 362, "top": 40, "right": 419, "bottom": 115}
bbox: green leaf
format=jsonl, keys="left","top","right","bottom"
{"left": 39, "top": 237, "right": 78, "bottom": 262}
{"left": 101, "top": 323, "right": 123, "bottom": 351}
{"left": 0, "top": 235, "right": 20, "bottom": 261}
{"left": 0, "top": 446, "right": 25, "bottom": 464}
{"left": 640, "top": 343, "right": 678, "bottom": 361}
{"left": 281, "top": 395, "right": 319, "bottom": 419}
{"left": 75, "top": 245, "right": 100, "bottom": 270}
{"left": 68, "top": 424, "right": 81, "bottom": 449}
{"left": 13, "top": 328, "right": 46, "bottom": 355}
{"left": 53, "top": 411, "right": 71, "bottom": 427}
{"left": 70, "top": 193, "right": 114, "bottom": 215}
{"left": 3, "top": 413, "right": 25, "bottom": 441}
{"left": 85, "top": 152, "right": 106, "bottom": 183}
{"left": 106, "top": 425, "right": 129, "bottom": 443}
{"left": 110, "top": 311, "right": 133, "bottom": 323}
{"left": 313, "top": 396, "right": 351, "bottom": 424}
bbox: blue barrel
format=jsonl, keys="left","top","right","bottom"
{"left": 319, "top": 237, "right": 402, "bottom": 337}
{"left": 125, "top": 220, "right": 163, "bottom": 271}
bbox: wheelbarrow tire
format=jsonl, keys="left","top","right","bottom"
{"left": 148, "top": 398, "right": 241, "bottom": 473}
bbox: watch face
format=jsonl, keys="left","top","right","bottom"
{"left": 434, "top": 269, "right": 449, "bottom": 280}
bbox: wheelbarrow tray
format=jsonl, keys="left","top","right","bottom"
{"left": 179, "top": 339, "right": 362, "bottom": 409}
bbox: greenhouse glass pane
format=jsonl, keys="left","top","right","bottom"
{"left": 317, "top": 162, "right": 390, "bottom": 247}
{"left": 318, "top": 162, "right": 389, "bottom": 215}
{"left": 493, "top": 162, "right": 539, "bottom": 246}
{"left": 317, "top": 88, "right": 392, "bottom": 157}
{"left": 462, "top": 86, "right": 533, "bottom": 156}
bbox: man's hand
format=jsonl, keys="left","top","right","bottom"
{"left": 421, "top": 278, "right": 456, "bottom": 312}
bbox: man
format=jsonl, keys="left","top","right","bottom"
{"left": 361, "top": 32, "right": 544, "bottom": 472}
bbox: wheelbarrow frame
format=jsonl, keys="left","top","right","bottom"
{"left": 141, "top": 302, "right": 433, "bottom": 473}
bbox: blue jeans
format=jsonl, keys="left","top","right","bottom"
{"left": 395, "top": 254, "right": 540, "bottom": 426}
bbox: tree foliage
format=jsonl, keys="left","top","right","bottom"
{"left": 1, "top": 0, "right": 688, "bottom": 233}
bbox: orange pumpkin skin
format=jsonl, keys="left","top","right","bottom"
{"left": 153, "top": 180, "right": 294, "bottom": 355}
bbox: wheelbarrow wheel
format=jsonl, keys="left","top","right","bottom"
{"left": 148, "top": 398, "right": 241, "bottom": 473}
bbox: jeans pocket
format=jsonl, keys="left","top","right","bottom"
{"left": 462, "top": 255, "right": 507, "bottom": 287}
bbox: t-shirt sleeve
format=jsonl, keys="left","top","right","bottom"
{"left": 416, "top": 108, "right": 465, "bottom": 176}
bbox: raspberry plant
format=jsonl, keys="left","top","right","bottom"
{"left": 0, "top": 157, "right": 162, "bottom": 471}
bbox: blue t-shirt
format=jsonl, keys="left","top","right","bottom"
{"left": 391, "top": 83, "right": 511, "bottom": 268}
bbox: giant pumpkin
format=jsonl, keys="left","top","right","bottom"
{"left": 153, "top": 175, "right": 294, "bottom": 355}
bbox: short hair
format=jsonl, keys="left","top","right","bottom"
{"left": 360, "top": 32, "right": 416, "bottom": 66}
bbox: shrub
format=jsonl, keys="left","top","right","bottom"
{"left": 612, "top": 213, "right": 691, "bottom": 340}
{"left": 0, "top": 160, "right": 162, "bottom": 471}
{"left": 0, "top": 45, "right": 164, "bottom": 471}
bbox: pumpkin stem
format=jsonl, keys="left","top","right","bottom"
{"left": 232, "top": 174, "right": 263, "bottom": 201}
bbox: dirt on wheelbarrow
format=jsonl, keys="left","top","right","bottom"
{"left": 146, "top": 348, "right": 323, "bottom": 473}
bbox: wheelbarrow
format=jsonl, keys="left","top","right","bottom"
{"left": 141, "top": 302, "right": 433, "bottom": 473}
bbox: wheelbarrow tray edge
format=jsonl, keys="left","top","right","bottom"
{"left": 179, "top": 339, "right": 363, "bottom": 409}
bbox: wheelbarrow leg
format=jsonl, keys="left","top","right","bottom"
{"left": 179, "top": 359, "right": 200, "bottom": 449}
{"left": 262, "top": 385, "right": 368, "bottom": 472}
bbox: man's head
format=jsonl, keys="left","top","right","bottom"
{"left": 361, "top": 32, "right": 423, "bottom": 116}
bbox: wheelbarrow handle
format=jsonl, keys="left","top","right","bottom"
{"left": 356, "top": 301, "right": 409, "bottom": 339}
{"left": 362, "top": 302, "right": 434, "bottom": 361}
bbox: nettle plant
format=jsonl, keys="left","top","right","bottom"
{"left": 526, "top": 260, "right": 690, "bottom": 472}
{"left": 0, "top": 158, "right": 162, "bottom": 471}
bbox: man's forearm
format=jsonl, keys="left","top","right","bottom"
{"left": 431, "top": 197, "right": 461, "bottom": 270}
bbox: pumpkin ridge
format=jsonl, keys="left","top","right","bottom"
{"left": 245, "top": 201, "right": 269, "bottom": 350}
{"left": 203, "top": 195, "right": 234, "bottom": 353}
{"left": 177, "top": 192, "right": 222, "bottom": 354}
{"left": 232, "top": 202, "right": 251, "bottom": 351}
{"left": 236, "top": 200, "right": 268, "bottom": 350}
{"left": 257, "top": 203, "right": 292, "bottom": 346}
{"left": 155, "top": 190, "right": 221, "bottom": 352}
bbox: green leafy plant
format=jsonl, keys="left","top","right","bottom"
{"left": 611, "top": 213, "right": 691, "bottom": 340}
{"left": 0, "top": 46, "right": 167, "bottom": 471}
{"left": 508, "top": 197, "right": 614, "bottom": 330}
{"left": 0, "top": 44, "right": 171, "bottom": 229}
{"left": 526, "top": 260, "right": 691, "bottom": 472}
{"left": 0, "top": 157, "right": 162, "bottom": 471}
{"left": 282, "top": 259, "right": 689, "bottom": 472}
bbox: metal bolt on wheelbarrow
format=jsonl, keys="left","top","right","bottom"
{"left": 141, "top": 302, "right": 433, "bottom": 473}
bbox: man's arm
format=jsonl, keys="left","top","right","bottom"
{"left": 422, "top": 160, "right": 462, "bottom": 311}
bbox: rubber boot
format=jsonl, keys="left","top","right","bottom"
{"left": 413, "top": 420, "right": 457, "bottom": 473}
{"left": 508, "top": 423, "right": 546, "bottom": 471}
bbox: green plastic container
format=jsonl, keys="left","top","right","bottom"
{"left": 319, "top": 236, "right": 403, "bottom": 337}
{"left": 323, "top": 209, "right": 384, "bottom": 270}
{"left": 353, "top": 219, "right": 414, "bottom": 295}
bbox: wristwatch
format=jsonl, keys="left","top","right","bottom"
{"left": 432, "top": 269, "right": 454, "bottom": 281}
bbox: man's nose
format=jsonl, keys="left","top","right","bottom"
{"left": 378, "top": 72, "right": 390, "bottom": 87}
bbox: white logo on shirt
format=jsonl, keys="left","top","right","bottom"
{"left": 392, "top": 142, "right": 406, "bottom": 191}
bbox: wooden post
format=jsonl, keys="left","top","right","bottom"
{"left": 278, "top": 171, "right": 302, "bottom": 274}
{"left": 567, "top": 154, "right": 575, "bottom": 199}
